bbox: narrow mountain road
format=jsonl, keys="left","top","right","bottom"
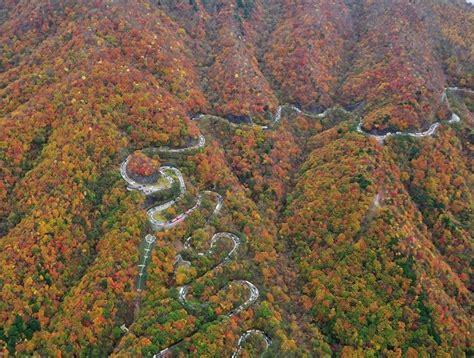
{"left": 120, "top": 131, "right": 270, "bottom": 357}
{"left": 231, "top": 329, "right": 272, "bottom": 358}
{"left": 356, "top": 87, "right": 468, "bottom": 143}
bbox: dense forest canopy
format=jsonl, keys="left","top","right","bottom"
{"left": 0, "top": 0, "right": 473, "bottom": 356}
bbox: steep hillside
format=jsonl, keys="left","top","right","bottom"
{"left": 0, "top": 0, "right": 472, "bottom": 356}
{"left": 342, "top": 0, "right": 447, "bottom": 133}
{"left": 280, "top": 126, "right": 471, "bottom": 354}
{"left": 264, "top": 0, "right": 352, "bottom": 110}
{"left": 0, "top": 1, "right": 206, "bottom": 354}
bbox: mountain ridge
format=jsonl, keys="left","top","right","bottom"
{"left": 0, "top": 0, "right": 472, "bottom": 356}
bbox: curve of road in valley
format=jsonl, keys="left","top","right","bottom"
{"left": 192, "top": 103, "right": 332, "bottom": 131}
{"left": 199, "top": 86, "right": 467, "bottom": 142}
{"left": 356, "top": 87, "right": 469, "bottom": 143}
{"left": 120, "top": 129, "right": 271, "bottom": 356}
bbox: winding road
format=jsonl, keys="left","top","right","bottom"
{"left": 194, "top": 104, "right": 332, "bottom": 131}
{"left": 176, "top": 232, "right": 248, "bottom": 315}
{"left": 143, "top": 134, "right": 206, "bottom": 154}
{"left": 203, "top": 190, "right": 224, "bottom": 217}
{"left": 356, "top": 87, "right": 469, "bottom": 143}
{"left": 184, "top": 232, "right": 240, "bottom": 261}
{"left": 194, "top": 86, "right": 471, "bottom": 140}
{"left": 120, "top": 131, "right": 270, "bottom": 357}
{"left": 120, "top": 84, "right": 471, "bottom": 356}
{"left": 231, "top": 329, "right": 272, "bottom": 358}
{"left": 176, "top": 279, "right": 259, "bottom": 317}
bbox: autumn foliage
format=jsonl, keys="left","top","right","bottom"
{"left": 127, "top": 152, "right": 160, "bottom": 178}
{"left": 0, "top": 0, "right": 473, "bottom": 356}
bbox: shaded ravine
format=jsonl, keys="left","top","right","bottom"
{"left": 119, "top": 133, "right": 271, "bottom": 357}
{"left": 194, "top": 86, "right": 471, "bottom": 139}
{"left": 356, "top": 87, "right": 469, "bottom": 143}
{"left": 193, "top": 103, "right": 334, "bottom": 131}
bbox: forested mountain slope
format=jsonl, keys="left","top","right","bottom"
{"left": 0, "top": 0, "right": 472, "bottom": 356}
